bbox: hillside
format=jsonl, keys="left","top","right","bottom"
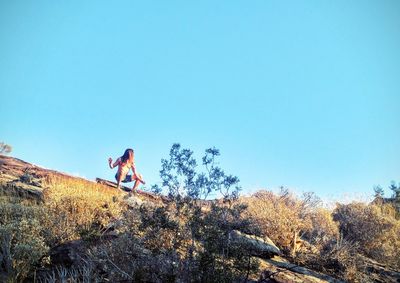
{"left": 1, "top": 154, "right": 399, "bottom": 282}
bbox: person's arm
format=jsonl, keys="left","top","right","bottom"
{"left": 108, "top": 157, "right": 120, "bottom": 169}
{"left": 131, "top": 161, "right": 136, "bottom": 175}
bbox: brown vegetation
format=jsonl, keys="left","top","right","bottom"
{"left": 43, "top": 175, "right": 125, "bottom": 246}
{"left": 1, "top": 152, "right": 399, "bottom": 282}
{"left": 242, "top": 188, "right": 400, "bottom": 282}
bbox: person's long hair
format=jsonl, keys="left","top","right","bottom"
{"left": 121, "top": 148, "right": 134, "bottom": 164}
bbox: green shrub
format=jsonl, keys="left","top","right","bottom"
{"left": 0, "top": 198, "right": 48, "bottom": 282}
{"left": 148, "top": 144, "right": 260, "bottom": 282}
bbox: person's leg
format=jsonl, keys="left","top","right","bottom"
{"left": 115, "top": 173, "right": 122, "bottom": 189}
{"left": 116, "top": 175, "right": 132, "bottom": 191}
{"left": 132, "top": 175, "right": 141, "bottom": 191}
{"left": 117, "top": 174, "right": 143, "bottom": 191}
{"left": 135, "top": 173, "right": 146, "bottom": 184}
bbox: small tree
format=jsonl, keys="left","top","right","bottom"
{"left": 151, "top": 143, "right": 259, "bottom": 282}
{"left": 0, "top": 142, "right": 12, "bottom": 155}
{"left": 389, "top": 181, "right": 400, "bottom": 200}
{"left": 373, "top": 185, "right": 385, "bottom": 199}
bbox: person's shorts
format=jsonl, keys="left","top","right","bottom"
{"left": 115, "top": 173, "right": 132, "bottom": 183}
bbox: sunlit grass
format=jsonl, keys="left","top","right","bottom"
{"left": 42, "top": 174, "right": 127, "bottom": 245}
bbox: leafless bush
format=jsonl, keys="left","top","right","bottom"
{"left": 333, "top": 202, "right": 400, "bottom": 268}
{"left": 242, "top": 189, "right": 333, "bottom": 256}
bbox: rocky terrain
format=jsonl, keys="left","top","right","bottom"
{"left": 1, "top": 154, "right": 399, "bottom": 282}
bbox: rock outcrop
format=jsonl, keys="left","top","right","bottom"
{"left": 2, "top": 154, "right": 399, "bottom": 283}
{"left": 230, "top": 230, "right": 281, "bottom": 259}
{"left": 0, "top": 155, "right": 165, "bottom": 204}
{"left": 258, "top": 256, "right": 345, "bottom": 283}
{"left": 0, "top": 154, "right": 90, "bottom": 201}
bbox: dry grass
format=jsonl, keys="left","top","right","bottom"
{"left": 0, "top": 175, "right": 130, "bottom": 282}
{"left": 42, "top": 175, "right": 127, "bottom": 245}
{"left": 2, "top": 171, "right": 400, "bottom": 282}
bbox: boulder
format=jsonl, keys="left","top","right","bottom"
{"left": 0, "top": 180, "right": 43, "bottom": 201}
{"left": 96, "top": 177, "right": 170, "bottom": 204}
{"left": 49, "top": 240, "right": 85, "bottom": 267}
{"left": 259, "top": 257, "right": 344, "bottom": 283}
{"left": 124, "top": 194, "right": 144, "bottom": 208}
{"left": 358, "top": 256, "right": 400, "bottom": 283}
{"left": 230, "top": 230, "right": 281, "bottom": 259}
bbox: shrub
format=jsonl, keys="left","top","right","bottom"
{"left": 242, "top": 189, "right": 322, "bottom": 254}
{"left": 333, "top": 202, "right": 400, "bottom": 268}
{"left": 302, "top": 236, "right": 366, "bottom": 282}
{"left": 0, "top": 196, "right": 48, "bottom": 282}
{"left": 0, "top": 142, "right": 12, "bottom": 154}
{"left": 86, "top": 232, "right": 181, "bottom": 282}
{"left": 305, "top": 207, "right": 339, "bottom": 249}
{"left": 149, "top": 143, "right": 260, "bottom": 282}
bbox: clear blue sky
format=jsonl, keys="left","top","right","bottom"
{"left": 1, "top": 1, "right": 399, "bottom": 200}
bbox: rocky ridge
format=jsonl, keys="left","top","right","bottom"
{"left": 2, "top": 154, "right": 399, "bottom": 282}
